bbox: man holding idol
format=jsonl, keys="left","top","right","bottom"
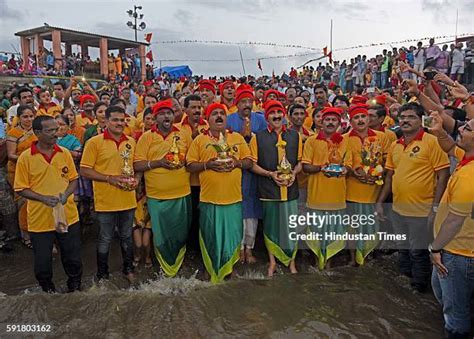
{"left": 249, "top": 100, "right": 302, "bottom": 277}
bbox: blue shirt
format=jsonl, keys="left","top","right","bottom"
{"left": 46, "top": 54, "right": 54, "bottom": 66}
{"left": 226, "top": 111, "right": 267, "bottom": 136}
{"left": 0, "top": 120, "right": 5, "bottom": 139}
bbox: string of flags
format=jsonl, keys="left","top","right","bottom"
{"left": 150, "top": 32, "right": 473, "bottom": 64}
{"left": 153, "top": 33, "right": 472, "bottom": 52}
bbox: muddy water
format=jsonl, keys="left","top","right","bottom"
{"left": 0, "top": 228, "right": 443, "bottom": 338}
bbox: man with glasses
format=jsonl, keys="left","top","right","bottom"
{"left": 376, "top": 102, "right": 450, "bottom": 292}
{"left": 14, "top": 116, "right": 82, "bottom": 293}
{"left": 80, "top": 106, "right": 138, "bottom": 283}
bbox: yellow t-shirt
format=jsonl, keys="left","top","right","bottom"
{"left": 36, "top": 103, "right": 62, "bottom": 117}
{"left": 176, "top": 117, "right": 209, "bottom": 186}
{"left": 383, "top": 115, "right": 395, "bottom": 128}
{"left": 80, "top": 130, "right": 137, "bottom": 212}
{"left": 134, "top": 127, "right": 192, "bottom": 200}
{"left": 124, "top": 114, "right": 138, "bottom": 136}
{"left": 186, "top": 131, "right": 251, "bottom": 205}
{"left": 385, "top": 130, "right": 450, "bottom": 217}
{"left": 14, "top": 143, "right": 79, "bottom": 232}
{"left": 382, "top": 127, "right": 398, "bottom": 145}
{"left": 75, "top": 113, "right": 98, "bottom": 129}
{"left": 301, "top": 132, "right": 352, "bottom": 210}
{"left": 434, "top": 147, "right": 474, "bottom": 257}
{"left": 346, "top": 129, "right": 390, "bottom": 203}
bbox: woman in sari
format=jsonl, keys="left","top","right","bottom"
{"left": 83, "top": 102, "right": 107, "bottom": 143}
{"left": 56, "top": 114, "right": 82, "bottom": 156}
{"left": 6, "top": 105, "right": 37, "bottom": 248}
{"left": 132, "top": 107, "right": 155, "bottom": 268}
{"left": 62, "top": 107, "right": 85, "bottom": 145}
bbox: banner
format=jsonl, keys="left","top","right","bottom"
{"left": 146, "top": 50, "right": 153, "bottom": 62}
{"left": 144, "top": 33, "right": 153, "bottom": 43}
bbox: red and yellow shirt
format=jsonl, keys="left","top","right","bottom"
{"left": 80, "top": 130, "right": 137, "bottom": 212}
{"left": 346, "top": 129, "right": 389, "bottom": 203}
{"left": 14, "top": 143, "right": 79, "bottom": 232}
{"left": 385, "top": 130, "right": 450, "bottom": 217}
{"left": 434, "top": 147, "right": 474, "bottom": 257}
{"left": 176, "top": 116, "right": 209, "bottom": 186}
{"left": 134, "top": 126, "right": 192, "bottom": 200}
{"left": 75, "top": 112, "right": 98, "bottom": 129}
{"left": 186, "top": 131, "right": 251, "bottom": 205}
{"left": 302, "top": 132, "right": 352, "bottom": 210}
{"left": 37, "top": 102, "right": 62, "bottom": 117}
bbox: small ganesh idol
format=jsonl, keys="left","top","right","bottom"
{"left": 165, "top": 135, "right": 186, "bottom": 167}
{"left": 207, "top": 132, "right": 235, "bottom": 167}
{"left": 322, "top": 141, "right": 346, "bottom": 177}
{"left": 275, "top": 138, "right": 293, "bottom": 186}
{"left": 120, "top": 146, "right": 137, "bottom": 190}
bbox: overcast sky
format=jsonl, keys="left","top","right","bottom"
{"left": 0, "top": 0, "right": 473, "bottom": 76}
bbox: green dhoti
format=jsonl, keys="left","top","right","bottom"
{"left": 199, "top": 202, "right": 242, "bottom": 284}
{"left": 148, "top": 195, "right": 191, "bottom": 277}
{"left": 306, "top": 209, "right": 346, "bottom": 270}
{"left": 347, "top": 202, "right": 379, "bottom": 266}
{"left": 262, "top": 200, "right": 298, "bottom": 266}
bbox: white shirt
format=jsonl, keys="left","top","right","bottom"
{"left": 414, "top": 48, "right": 425, "bottom": 65}
{"left": 451, "top": 49, "right": 465, "bottom": 66}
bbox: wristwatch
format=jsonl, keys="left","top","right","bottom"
{"left": 432, "top": 205, "right": 439, "bottom": 213}
{"left": 428, "top": 243, "right": 442, "bottom": 254}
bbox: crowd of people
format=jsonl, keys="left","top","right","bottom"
{"left": 0, "top": 49, "right": 151, "bottom": 80}
{"left": 294, "top": 38, "right": 474, "bottom": 92}
{"left": 0, "top": 41, "right": 474, "bottom": 338}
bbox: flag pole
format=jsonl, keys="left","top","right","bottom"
{"left": 239, "top": 47, "right": 246, "bottom": 76}
{"left": 455, "top": 8, "right": 458, "bottom": 41}
{"left": 330, "top": 19, "right": 333, "bottom": 61}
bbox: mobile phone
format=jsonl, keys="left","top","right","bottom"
{"left": 367, "top": 87, "right": 375, "bottom": 93}
{"left": 422, "top": 115, "right": 433, "bottom": 128}
{"left": 424, "top": 71, "right": 435, "bottom": 80}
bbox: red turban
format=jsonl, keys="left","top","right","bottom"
{"left": 264, "top": 100, "right": 286, "bottom": 120}
{"left": 348, "top": 104, "right": 369, "bottom": 120}
{"left": 264, "top": 89, "right": 280, "bottom": 102}
{"left": 234, "top": 85, "right": 254, "bottom": 105}
{"left": 198, "top": 80, "right": 216, "bottom": 95}
{"left": 204, "top": 102, "right": 227, "bottom": 119}
{"left": 143, "top": 80, "right": 153, "bottom": 87}
{"left": 351, "top": 95, "right": 368, "bottom": 105}
{"left": 80, "top": 94, "right": 96, "bottom": 107}
{"left": 219, "top": 80, "right": 235, "bottom": 95}
{"left": 152, "top": 99, "right": 174, "bottom": 115}
{"left": 320, "top": 107, "right": 343, "bottom": 121}
{"left": 328, "top": 81, "right": 337, "bottom": 90}
{"left": 374, "top": 95, "right": 387, "bottom": 106}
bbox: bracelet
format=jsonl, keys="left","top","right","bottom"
{"left": 105, "top": 175, "right": 110, "bottom": 184}
{"left": 203, "top": 162, "right": 207, "bottom": 171}
{"left": 147, "top": 161, "right": 152, "bottom": 170}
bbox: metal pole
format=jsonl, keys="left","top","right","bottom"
{"left": 239, "top": 47, "right": 246, "bottom": 76}
{"left": 134, "top": 6, "right": 138, "bottom": 42}
{"left": 455, "top": 8, "right": 458, "bottom": 41}
{"left": 330, "top": 19, "right": 333, "bottom": 60}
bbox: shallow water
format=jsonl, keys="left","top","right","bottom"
{"left": 0, "top": 228, "right": 444, "bottom": 338}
